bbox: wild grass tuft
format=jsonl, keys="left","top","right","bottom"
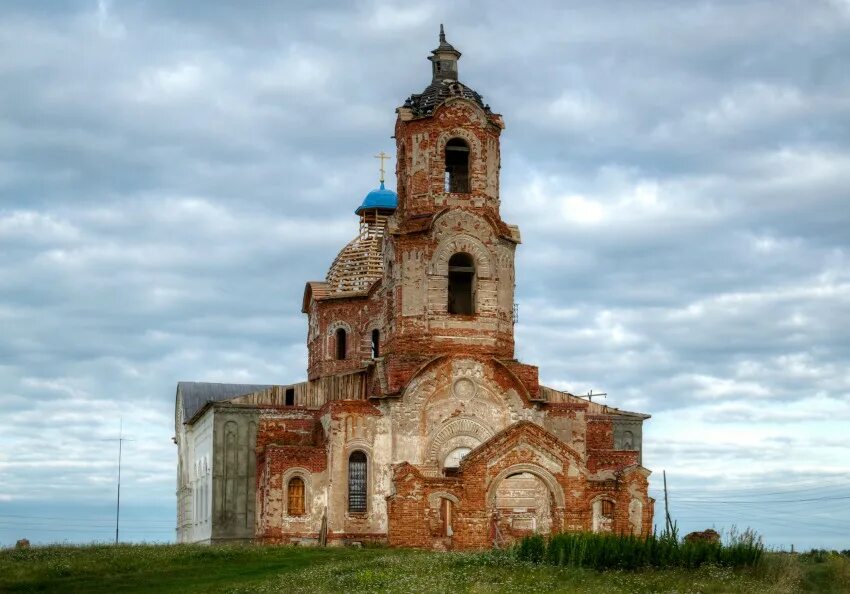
{"left": 515, "top": 528, "right": 764, "bottom": 570}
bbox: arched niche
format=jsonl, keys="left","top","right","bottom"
{"left": 486, "top": 463, "right": 566, "bottom": 509}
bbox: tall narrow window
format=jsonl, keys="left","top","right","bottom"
{"left": 601, "top": 500, "right": 615, "bottom": 519}
{"left": 335, "top": 328, "right": 347, "bottom": 360}
{"left": 287, "top": 477, "right": 305, "bottom": 516}
{"left": 448, "top": 253, "right": 475, "bottom": 315}
{"left": 441, "top": 498, "right": 453, "bottom": 537}
{"left": 445, "top": 138, "right": 470, "bottom": 193}
{"left": 348, "top": 451, "right": 367, "bottom": 513}
{"left": 285, "top": 387, "right": 295, "bottom": 406}
{"left": 371, "top": 329, "right": 380, "bottom": 358}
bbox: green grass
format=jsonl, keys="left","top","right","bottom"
{"left": 1, "top": 543, "right": 848, "bottom": 593}
{"left": 517, "top": 529, "right": 764, "bottom": 570}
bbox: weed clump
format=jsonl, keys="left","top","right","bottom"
{"left": 515, "top": 528, "right": 764, "bottom": 570}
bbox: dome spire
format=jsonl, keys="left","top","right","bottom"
{"left": 429, "top": 23, "right": 461, "bottom": 83}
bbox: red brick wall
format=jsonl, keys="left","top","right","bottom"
{"left": 386, "top": 421, "right": 652, "bottom": 550}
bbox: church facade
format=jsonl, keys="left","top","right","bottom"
{"left": 174, "top": 28, "right": 653, "bottom": 548}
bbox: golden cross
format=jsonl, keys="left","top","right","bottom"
{"left": 374, "top": 151, "right": 390, "bottom": 183}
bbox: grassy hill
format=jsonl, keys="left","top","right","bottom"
{"left": 1, "top": 543, "right": 848, "bottom": 593}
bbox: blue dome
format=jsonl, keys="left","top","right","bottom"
{"left": 355, "top": 181, "right": 397, "bottom": 215}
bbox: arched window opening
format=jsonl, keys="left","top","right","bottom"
{"left": 287, "top": 477, "right": 305, "bottom": 516}
{"left": 348, "top": 451, "right": 367, "bottom": 513}
{"left": 371, "top": 329, "right": 380, "bottom": 358}
{"left": 443, "top": 446, "right": 472, "bottom": 477}
{"left": 593, "top": 499, "right": 616, "bottom": 533}
{"left": 335, "top": 328, "right": 347, "bottom": 360}
{"left": 448, "top": 253, "right": 475, "bottom": 315}
{"left": 441, "top": 497, "right": 454, "bottom": 537}
{"left": 445, "top": 138, "right": 470, "bottom": 193}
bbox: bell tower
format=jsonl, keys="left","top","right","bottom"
{"left": 381, "top": 26, "right": 522, "bottom": 382}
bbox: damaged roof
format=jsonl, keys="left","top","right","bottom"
{"left": 177, "top": 381, "right": 272, "bottom": 424}
{"left": 403, "top": 79, "right": 489, "bottom": 117}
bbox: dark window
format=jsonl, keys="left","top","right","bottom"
{"left": 601, "top": 500, "right": 615, "bottom": 518}
{"left": 348, "top": 451, "right": 367, "bottom": 513}
{"left": 285, "top": 387, "right": 295, "bottom": 406}
{"left": 335, "top": 328, "right": 347, "bottom": 360}
{"left": 448, "top": 253, "right": 475, "bottom": 315}
{"left": 287, "top": 477, "right": 305, "bottom": 516}
{"left": 371, "top": 329, "right": 380, "bottom": 358}
{"left": 445, "top": 138, "right": 470, "bottom": 193}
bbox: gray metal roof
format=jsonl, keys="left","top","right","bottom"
{"left": 177, "top": 381, "right": 272, "bottom": 424}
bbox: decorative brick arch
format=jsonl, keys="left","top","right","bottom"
{"left": 427, "top": 417, "right": 494, "bottom": 466}
{"left": 436, "top": 127, "right": 481, "bottom": 166}
{"left": 326, "top": 320, "right": 352, "bottom": 336}
{"left": 432, "top": 209, "right": 497, "bottom": 243}
{"left": 486, "top": 463, "right": 566, "bottom": 509}
{"left": 427, "top": 492, "right": 461, "bottom": 509}
{"left": 431, "top": 234, "right": 494, "bottom": 279}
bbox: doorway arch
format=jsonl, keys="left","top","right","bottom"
{"left": 486, "top": 464, "right": 565, "bottom": 545}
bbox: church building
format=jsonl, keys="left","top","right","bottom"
{"left": 174, "top": 27, "right": 653, "bottom": 548}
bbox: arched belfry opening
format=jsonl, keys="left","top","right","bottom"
{"left": 371, "top": 329, "right": 380, "bottom": 358}
{"left": 335, "top": 327, "right": 347, "bottom": 360}
{"left": 448, "top": 253, "right": 475, "bottom": 315}
{"left": 445, "top": 138, "right": 470, "bottom": 193}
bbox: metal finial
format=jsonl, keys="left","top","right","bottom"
{"left": 439, "top": 24, "right": 446, "bottom": 43}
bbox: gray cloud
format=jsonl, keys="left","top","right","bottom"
{"left": 1, "top": 0, "right": 849, "bottom": 549}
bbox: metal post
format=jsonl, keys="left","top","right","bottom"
{"left": 663, "top": 470, "right": 672, "bottom": 535}
{"left": 115, "top": 418, "right": 122, "bottom": 544}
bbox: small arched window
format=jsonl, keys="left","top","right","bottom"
{"left": 371, "top": 329, "right": 380, "bottom": 358}
{"left": 448, "top": 253, "right": 475, "bottom": 315}
{"left": 443, "top": 446, "right": 472, "bottom": 477}
{"left": 335, "top": 327, "right": 347, "bottom": 360}
{"left": 287, "top": 477, "right": 305, "bottom": 516}
{"left": 348, "top": 451, "right": 367, "bottom": 513}
{"left": 445, "top": 138, "right": 470, "bottom": 193}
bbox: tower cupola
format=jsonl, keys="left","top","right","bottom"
{"left": 402, "top": 25, "right": 489, "bottom": 117}
{"left": 429, "top": 24, "right": 461, "bottom": 82}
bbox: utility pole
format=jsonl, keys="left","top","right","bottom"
{"left": 663, "top": 470, "right": 672, "bottom": 535}
{"left": 115, "top": 418, "right": 122, "bottom": 544}
{"left": 101, "top": 418, "right": 134, "bottom": 544}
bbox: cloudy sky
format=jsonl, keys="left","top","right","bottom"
{"left": 1, "top": 0, "right": 849, "bottom": 549}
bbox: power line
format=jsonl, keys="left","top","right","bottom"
{"left": 649, "top": 476, "right": 850, "bottom": 494}
{"left": 669, "top": 494, "right": 850, "bottom": 504}
{"left": 0, "top": 526, "right": 174, "bottom": 534}
{"left": 0, "top": 514, "right": 172, "bottom": 523}
{"left": 652, "top": 487, "right": 850, "bottom": 500}
{"left": 649, "top": 481, "right": 850, "bottom": 498}
{"left": 0, "top": 521, "right": 174, "bottom": 530}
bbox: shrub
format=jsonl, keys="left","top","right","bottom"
{"left": 517, "top": 534, "right": 545, "bottom": 564}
